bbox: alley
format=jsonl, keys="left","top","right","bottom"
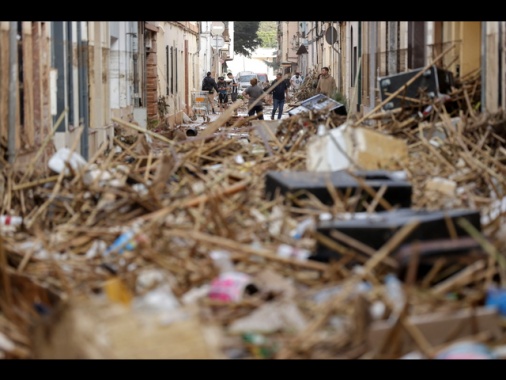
{"left": 3, "top": 21, "right": 506, "bottom": 360}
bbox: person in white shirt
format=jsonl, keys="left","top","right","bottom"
{"left": 290, "top": 72, "right": 304, "bottom": 95}
{"left": 227, "top": 72, "right": 238, "bottom": 102}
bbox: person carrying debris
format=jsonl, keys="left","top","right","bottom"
{"left": 269, "top": 73, "right": 289, "bottom": 120}
{"left": 243, "top": 77, "right": 264, "bottom": 120}
{"left": 316, "top": 67, "right": 337, "bottom": 98}
{"left": 216, "top": 76, "right": 229, "bottom": 113}
{"left": 227, "top": 72, "right": 238, "bottom": 103}
{"left": 202, "top": 71, "right": 218, "bottom": 114}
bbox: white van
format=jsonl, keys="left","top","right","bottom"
{"left": 235, "top": 72, "right": 258, "bottom": 95}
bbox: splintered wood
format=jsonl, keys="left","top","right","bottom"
{"left": 1, "top": 70, "right": 506, "bottom": 359}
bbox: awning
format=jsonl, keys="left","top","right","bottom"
{"left": 296, "top": 45, "right": 308, "bottom": 55}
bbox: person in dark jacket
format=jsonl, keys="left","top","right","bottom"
{"left": 216, "top": 76, "right": 229, "bottom": 113}
{"left": 269, "top": 73, "right": 289, "bottom": 120}
{"left": 202, "top": 71, "right": 218, "bottom": 114}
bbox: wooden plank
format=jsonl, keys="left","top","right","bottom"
{"left": 22, "top": 22, "right": 35, "bottom": 148}
{"left": 368, "top": 307, "right": 502, "bottom": 357}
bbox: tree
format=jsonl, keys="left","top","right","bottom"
{"left": 233, "top": 21, "right": 261, "bottom": 57}
{"left": 258, "top": 22, "right": 277, "bottom": 48}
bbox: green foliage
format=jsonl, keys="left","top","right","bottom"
{"left": 258, "top": 22, "right": 277, "bottom": 48}
{"left": 262, "top": 59, "right": 280, "bottom": 71}
{"left": 233, "top": 22, "right": 261, "bottom": 57}
{"left": 332, "top": 92, "right": 348, "bottom": 109}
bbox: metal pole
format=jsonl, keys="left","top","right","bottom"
{"left": 215, "top": 38, "right": 219, "bottom": 77}
{"left": 8, "top": 22, "right": 18, "bottom": 165}
{"left": 481, "top": 22, "right": 487, "bottom": 113}
{"left": 498, "top": 22, "right": 502, "bottom": 109}
{"left": 77, "top": 22, "right": 90, "bottom": 160}
{"left": 369, "top": 22, "right": 377, "bottom": 111}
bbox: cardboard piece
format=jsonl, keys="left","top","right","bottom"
{"left": 367, "top": 306, "right": 502, "bottom": 356}
{"left": 31, "top": 298, "right": 225, "bottom": 359}
{"left": 306, "top": 124, "right": 409, "bottom": 172}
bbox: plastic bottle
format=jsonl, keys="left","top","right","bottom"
{"left": 384, "top": 273, "right": 405, "bottom": 315}
{"left": 436, "top": 342, "right": 496, "bottom": 359}
{"left": 208, "top": 250, "right": 255, "bottom": 302}
{"left": 104, "top": 225, "right": 142, "bottom": 256}
{"left": 277, "top": 244, "right": 310, "bottom": 261}
{"left": 290, "top": 217, "right": 315, "bottom": 239}
{"left": 0, "top": 215, "right": 23, "bottom": 226}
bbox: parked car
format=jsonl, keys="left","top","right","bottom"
{"left": 256, "top": 73, "right": 269, "bottom": 87}
{"left": 236, "top": 72, "right": 258, "bottom": 96}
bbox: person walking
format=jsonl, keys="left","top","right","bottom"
{"left": 316, "top": 67, "right": 337, "bottom": 98}
{"left": 216, "top": 76, "right": 229, "bottom": 113}
{"left": 243, "top": 77, "right": 264, "bottom": 120}
{"left": 201, "top": 71, "right": 218, "bottom": 114}
{"left": 227, "top": 72, "right": 238, "bottom": 103}
{"left": 270, "top": 73, "right": 289, "bottom": 120}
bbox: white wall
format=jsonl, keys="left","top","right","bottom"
{"left": 226, "top": 48, "right": 276, "bottom": 79}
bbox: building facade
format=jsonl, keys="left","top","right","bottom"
{"left": 280, "top": 21, "right": 503, "bottom": 117}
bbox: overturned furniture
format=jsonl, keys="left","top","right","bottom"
{"left": 311, "top": 208, "right": 481, "bottom": 265}
{"left": 264, "top": 169, "right": 412, "bottom": 212}
{"left": 378, "top": 65, "right": 455, "bottom": 111}
{"left": 288, "top": 93, "right": 347, "bottom": 116}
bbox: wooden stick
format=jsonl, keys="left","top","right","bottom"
{"left": 134, "top": 177, "right": 252, "bottom": 229}
{"left": 166, "top": 228, "right": 329, "bottom": 272}
{"left": 20, "top": 108, "right": 67, "bottom": 183}
{"left": 183, "top": 178, "right": 250, "bottom": 208}
{"left": 457, "top": 217, "right": 506, "bottom": 286}
{"left": 24, "top": 127, "right": 83, "bottom": 229}
{"left": 275, "top": 277, "right": 362, "bottom": 358}
{"left": 328, "top": 229, "right": 398, "bottom": 268}
{"left": 400, "top": 316, "right": 434, "bottom": 358}
{"left": 199, "top": 101, "right": 243, "bottom": 138}
{"left": 374, "top": 300, "right": 410, "bottom": 358}
{"left": 0, "top": 235, "right": 13, "bottom": 319}
{"left": 431, "top": 259, "right": 486, "bottom": 296}
{"left": 12, "top": 175, "right": 59, "bottom": 191}
{"left": 364, "top": 220, "right": 420, "bottom": 274}
{"left": 111, "top": 116, "right": 175, "bottom": 146}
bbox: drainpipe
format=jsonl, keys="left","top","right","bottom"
{"left": 498, "top": 22, "right": 502, "bottom": 109}
{"left": 480, "top": 22, "right": 486, "bottom": 113}
{"left": 127, "top": 23, "right": 140, "bottom": 107}
{"left": 357, "top": 21, "right": 362, "bottom": 113}
{"left": 369, "top": 22, "right": 377, "bottom": 111}
{"left": 336, "top": 23, "right": 341, "bottom": 93}
{"left": 77, "top": 22, "right": 89, "bottom": 160}
{"left": 8, "top": 22, "right": 18, "bottom": 165}
{"left": 329, "top": 23, "right": 341, "bottom": 91}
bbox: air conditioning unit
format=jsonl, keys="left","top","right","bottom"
{"left": 145, "top": 39, "right": 152, "bottom": 51}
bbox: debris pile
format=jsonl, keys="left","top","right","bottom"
{"left": 1, "top": 69, "right": 506, "bottom": 359}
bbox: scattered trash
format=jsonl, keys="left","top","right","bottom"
{"left": 435, "top": 342, "right": 496, "bottom": 360}
{"left": 208, "top": 272, "right": 255, "bottom": 303}
{"left": 486, "top": 286, "right": 506, "bottom": 317}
